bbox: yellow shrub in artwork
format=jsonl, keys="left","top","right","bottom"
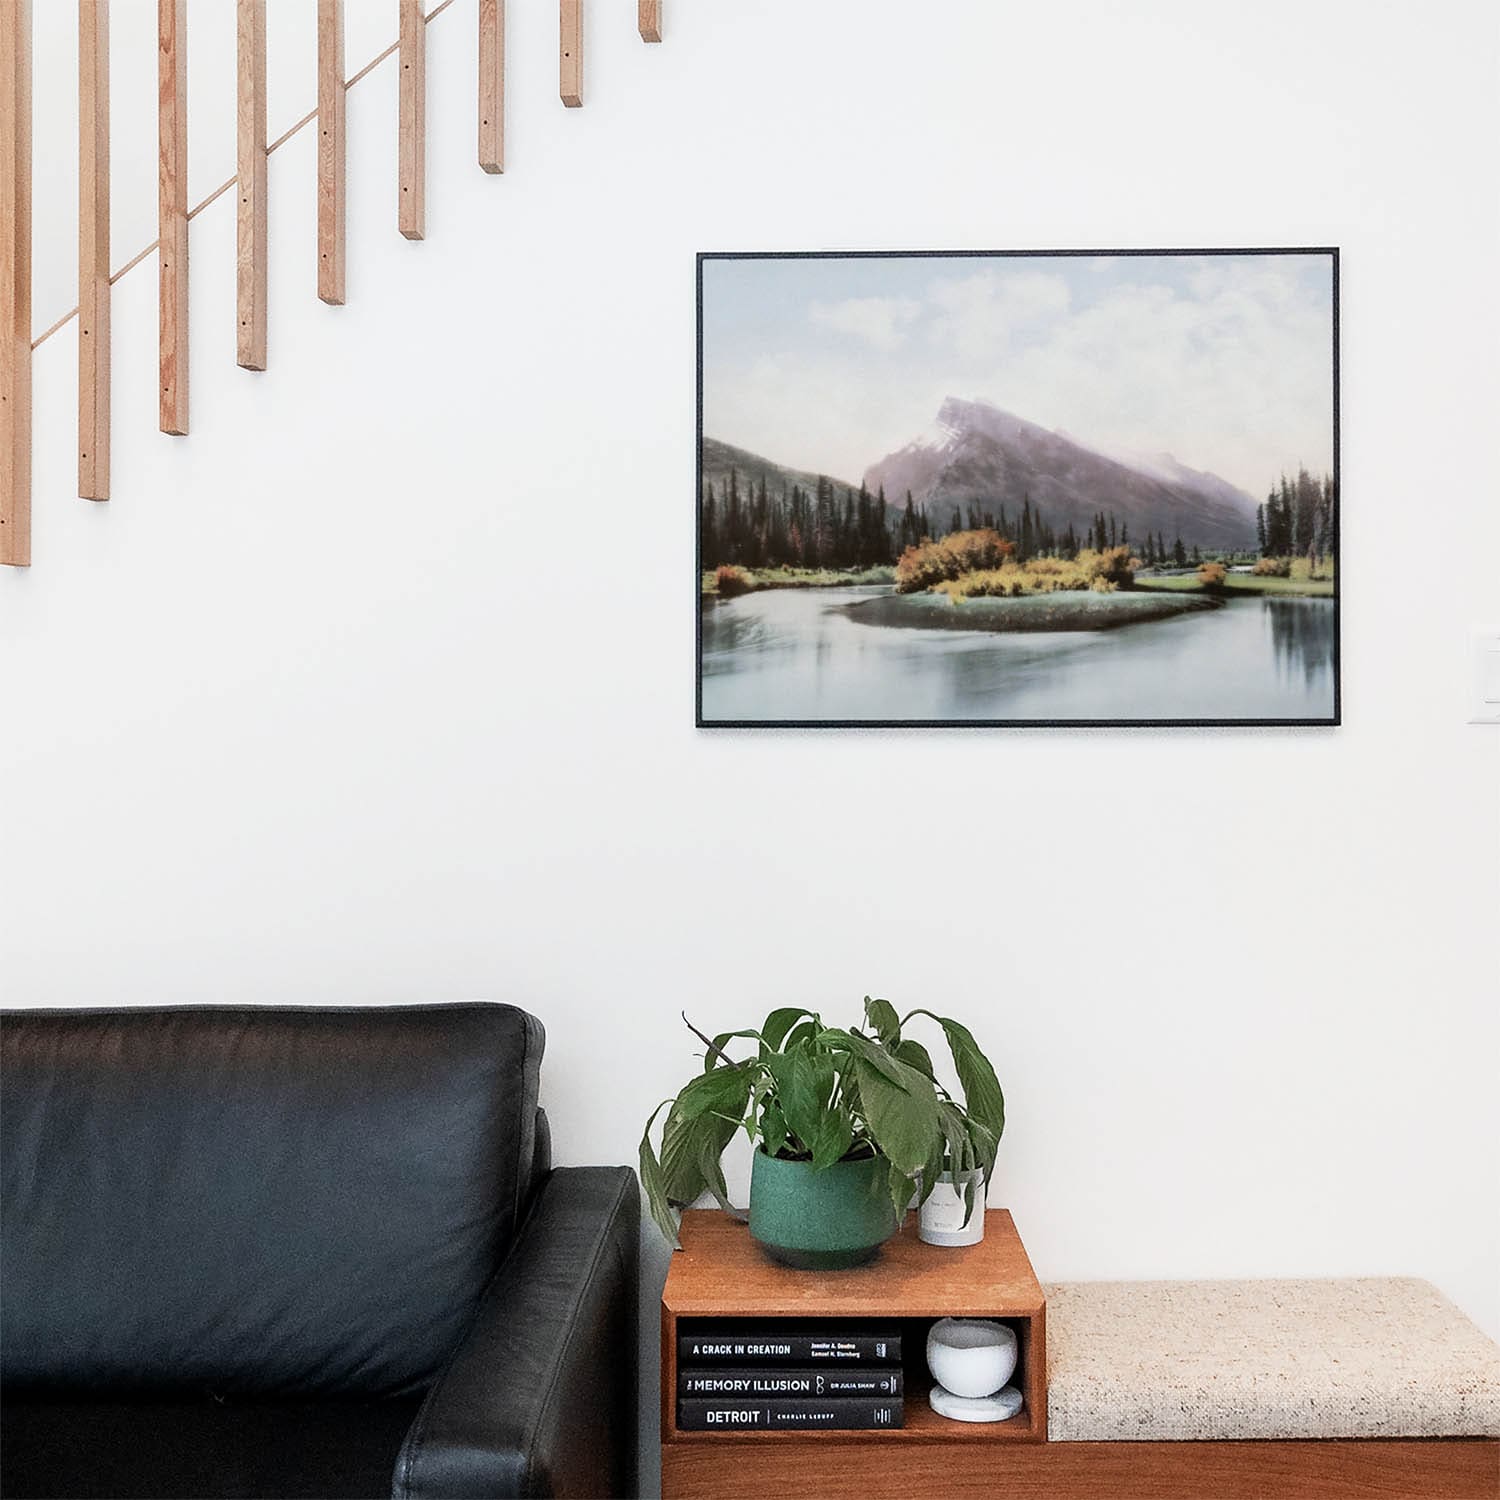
{"left": 714, "top": 565, "right": 753, "bottom": 597}
{"left": 895, "top": 529, "right": 1017, "bottom": 593}
{"left": 1290, "top": 555, "right": 1336, "bottom": 582}
{"left": 930, "top": 546, "right": 1136, "bottom": 600}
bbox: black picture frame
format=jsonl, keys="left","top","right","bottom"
{"left": 696, "top": 248, "right": 1340, "bottom": 730}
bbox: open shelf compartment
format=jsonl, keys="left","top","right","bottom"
{"left": 661, "top": 1210, "right": 1047, "bottom": 1448}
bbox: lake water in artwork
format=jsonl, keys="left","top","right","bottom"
{"left": 700, "top": 585, "right": 1336, "bottom": 724}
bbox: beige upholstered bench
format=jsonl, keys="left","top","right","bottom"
{"left": 1037, "top": 1277, "right": 1500, "bottom": 1498}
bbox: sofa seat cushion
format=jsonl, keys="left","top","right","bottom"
{"left": 0, "top": 1394, "right": 423, "bottom": 1500}
{"left": 1043, "top": 1277, "right": 1500, "bottom": 1441}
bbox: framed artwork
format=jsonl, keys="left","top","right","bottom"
{"left": 697, "top": 249, "right": 1339, "bottom": 727}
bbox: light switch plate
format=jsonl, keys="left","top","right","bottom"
{"left": 1471, "top": 627, "right": 1500, "bottom": 724}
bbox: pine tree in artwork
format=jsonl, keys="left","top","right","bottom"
{"left": 700, "top": 482, "right": 719, "bottom": 566}
{"left": 1173, "top": 534, "right": 1187, "bottom": 567}
{"left": 724, "top": 468, "right": 743, "bottom": 563}
{"left": 1315, "top": 473, "right": 1336, "bottom": 561}
{"left": 812, "top": 476, "right": 832, "bottom": 566}
{"left": 1292, "top": 467, "right": 1319, "bottom": 557}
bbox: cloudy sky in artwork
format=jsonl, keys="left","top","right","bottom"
{"left": 701, "top": 253, "right": 1335, "bottom": 495}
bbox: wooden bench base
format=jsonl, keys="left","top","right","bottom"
{"left": 662, "top": 1436, "right": 1500, "bottom": 1499}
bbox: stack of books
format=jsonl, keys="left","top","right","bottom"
{"left": 676, "top": 1326, "right": 904, "bottom": 1431}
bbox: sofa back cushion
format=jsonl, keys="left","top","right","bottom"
{"left": 1, "top": 1004, "right": 543, "bottom": 1399}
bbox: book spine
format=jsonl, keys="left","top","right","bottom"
{"left": 677, "top": 1334, "right": 901, "bottom": 1365}
{"left": 679, "top": 1367, "right": 904, "bottom": 1398}
{"left": 677, "top": 1397, "right": 904, "bottom": 1431}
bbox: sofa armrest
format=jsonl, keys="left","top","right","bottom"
{"left": 394, "top": 1166, "right": 640, "bottom": 1500}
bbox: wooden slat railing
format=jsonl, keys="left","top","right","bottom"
{"left": 478, "top": 0, "right": 504, "bottom": 173}
{"left": 158, "top": 0, "right": 188, "bottom": 435}
{"left": 3, "top": 0, "right": 664, "bottom": 566}
{"left": 560, "top": 0, "right": 582, "bottom": 108}
{"left": 1, "top": 0, "right": 31, "bottom": 565}
{"left": 79, "top": 0, "right": 110, "bottom": 499}
{"left": 317, "top": 0, "right": 345, "bottom": 304}
{"left": 398, "top": 0, "right": 426, "bottom": 240}
{"left": 236, "top": 0, "right": 268, "bottom": 371}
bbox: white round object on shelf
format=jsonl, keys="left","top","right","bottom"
{"left": 925, "top": 1317, "right": 1018, "bottom": 1398}
{"left": 928, "top": 1383, "right": 1024, "bottom": 1423}
{"left": 918, "top": 1171, "right": 986, "bottom": 1246}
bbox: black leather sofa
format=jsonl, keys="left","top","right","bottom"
{"left": 0, "top": 1004, "right": 639, "bottom": 1500}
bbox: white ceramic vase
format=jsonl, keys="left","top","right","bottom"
{"left": 917, "top": 1169, "right": 985, "bottom": 1246}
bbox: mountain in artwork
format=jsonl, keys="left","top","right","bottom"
{"left": 860, "top": 397, "right": 1260, "bottom": 550}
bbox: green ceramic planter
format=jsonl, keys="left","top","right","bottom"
{"left": 748, "top": 1149, "right": 899, "bottom": 1270}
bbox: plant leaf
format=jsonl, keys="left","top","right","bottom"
{"left": 639, "top": 1100, "right": 681, "bottom": 1248}
{"left": 864, "top": 996, "right": 901, "bottom": 1046}
{"left": 905, "top": 1009, "right": 1006, "bottom": 1145}
{"left": 887, "top": 1158, "right": 915, "bottom": 1225}
{"left": 760, "top": 1098, "right": 789, "bottom": 1159}
{"left": 760, "top": 1007, "right": 815, "bottom": 1054}
{"left": 681, "top": 1011, "right": 740, "bottom": 1070}
{"left": 893, "top": 1038, "right": 935, "bottom": 1080}
{"left": 701, "top": 1029, "right": 762, "bottom": 1073}
{"left": 659, "top": 1108, "right": 705, "bottom": 1203}
{"left": 782, "top": 1019, "right": 819, "bottom": 1053}
{"left": 966, "top": 1115, "right": 999, "bottom": 1181}
{"left": 851, "top": 1054, "right": 939, "bottom": 1175}
{"left": 674, "top": 1061, "right": 755, "bottom": 1123}
{"left": 696, "top": 1126, "right": 737, "bottom": 1216}
{"left": 764, "top": 1044, "right": 829, "bottom": 1155}
{"left": 835, "top": 1028, "right": 920, "bottom": 1091}
{"left": 809, "top": 1105, "right": 854, "bottom": 1172}
{"left": 663, "top": 1103, "right": 740, "bottom": 1202}
{"left": 909, "top": 1114, "right": 945, "bottom": 1214}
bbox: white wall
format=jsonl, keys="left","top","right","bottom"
{"left": 5, "top": 0, "right": 1498, "bottom": 1477}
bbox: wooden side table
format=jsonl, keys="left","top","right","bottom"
{"left": 661, "top": 1209, "right": 1046, "bottom": 1500}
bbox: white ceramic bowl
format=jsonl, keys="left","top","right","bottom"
{"left": 926, "top": 1317, "right": 1018, "bottom": 1399}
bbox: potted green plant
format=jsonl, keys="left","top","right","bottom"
{"left": 640, "top": 997, "right": 1004, "bottom": 1268}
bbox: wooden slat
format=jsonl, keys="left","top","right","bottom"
{"left": 158, "top": 0, "right": 188, "bottom": 435}
{"left": 478, "top": 0, "right": 503, "bottom": 173}
{"left": 1, "top": 0, "right": 30, "bottom": 564}
{"left": 398, "top": 0, "right": 425, "bottom": 239}
{"left": 560, "top": 0, "right": 582, "bottom": 107}
{"left": 639, "top": 0, "right": 661, "bottom": 43}
{"left": 236, "top": 0, "right": 267, "bottom": 370}
{"left": 79, "top": 1, "right": 109, "bottom": 499}
{"left": 317, "top": 0, "right": 345, "bottom": 304}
